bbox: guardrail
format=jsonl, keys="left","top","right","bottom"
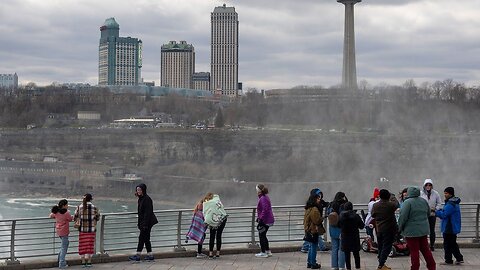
{"left": 1, "top": 203, "right": 479, "bottom": 265}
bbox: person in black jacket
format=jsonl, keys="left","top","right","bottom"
{"left": 338, "top": 201, "right": 364, "bottom": 270}
{"left": 129, "top": 183, "right": 158, "bottom": 261}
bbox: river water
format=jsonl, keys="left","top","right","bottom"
{"left": 0, "top": 194, "right": 138, "bottom": 220}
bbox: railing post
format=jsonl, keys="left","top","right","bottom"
{"left": 288, "top": 211, "right": 291, "bottom": 240}
{"left": 248, "top": 208, "right": 258, "bottom": 248}
{"left": 7, "top": 220, "right": 19, "bottom": 265}
{"left": 174, "top": 211, "right": 186, "bottom": 251}
{"left": 99, "top": 215, "right": 107, "bottom": 255}
{"left": 474, "top": 204, "right": 480, "bottom": 243}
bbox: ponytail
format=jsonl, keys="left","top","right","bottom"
{"left": 83, "top": 193, "right": 92, "bottom": 209}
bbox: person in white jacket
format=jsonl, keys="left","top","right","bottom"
{"left": 420, "top": 178, "right": 442, "bottom": 251}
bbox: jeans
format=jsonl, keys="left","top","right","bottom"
{"left": 443, "top": 233, "right": 463, "bottom": 263}
{"left": 302, "top": 235, "right": 326, "bottom": 251}
{"left": 307, "top": 241, "right": 318, "bottom": 266}
{"left": 258, "top": 224, "right": 270, "bottom": 253}
{"left": 428, "top": 216, "right": 436, "bottom": 247}
{"left": 137, "top": 227, "right": 152, "bottom": 253}
{"left": 405, "top": 236, "right": 436, "bottom": 270}
{"left": 209, "top": 218, "right": 227, "bottom": 252}
{"left": 58, "top": 236, "right": 69, "bottom": 267}
{"left": 377, "top": 231, "right": 394, "bottom": 267}
{"left": 330, "top": 226, "right": 345, "bottom": 268}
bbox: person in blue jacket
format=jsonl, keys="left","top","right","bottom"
{"left": 435, "top": 187, "right": 464, "bottom": 265}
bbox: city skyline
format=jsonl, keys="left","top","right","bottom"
{"left": 1, "top": 0, "right": 479, "bottom": 89}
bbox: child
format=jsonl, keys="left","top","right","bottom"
{"left": 338, "top": 201, "right": 364, "bottom": 270}
{"left": 186, "top": 198, "right": 208, "bottom": 258}
{"left": 49, "top": 199, "right": 73, "bottom": 269}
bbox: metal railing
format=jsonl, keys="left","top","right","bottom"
{"left": 1, "top": 203, "right": 479, "bottom": 264}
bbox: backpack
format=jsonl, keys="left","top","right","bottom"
{"left": 327, "top": 206, "right": 339, "bottom": 226}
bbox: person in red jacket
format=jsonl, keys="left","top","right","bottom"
{"left": 49, "top": 199, "right": 73, "bottom": 269}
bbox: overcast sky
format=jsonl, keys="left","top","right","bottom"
{"left": 1, "top": 0, "right": 479, "bottom": 89}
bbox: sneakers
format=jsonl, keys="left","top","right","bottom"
{"left": 144, "top": 255, "right": 154, "bottom": 261}
{"left": 129, "top": 254, "right": 141, "bottom": 262}
{"left": 196, "top": 253, "right": 208, "bottom": 259}
{"left": 377, "top": 265, "right": 392, "bottom": 270}
{"left": 266, "top": 250, "right": 273, "bottom": 257}
{"left": 440, "top": 261, "right": 454, "bottom": 265}
{"left": 307, "top": 263, "right": 321, "bottom": 269}
{"left": 255, "top": 252, "right": 269, "bottom": 258}
{"left": 81, "top": 263, "right": 92, "bottom": 268}
{"left": 456, "top": 260, "right": 464, "bottom": 265}
{"left": 300, "top": 248, "right": 308, "bottom": 253}
{"left": 320, "top": 247, "right": 330, "bottom": 252}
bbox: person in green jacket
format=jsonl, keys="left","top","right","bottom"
{"left": 398, "top": 186, "right": 436, "bottom": 270}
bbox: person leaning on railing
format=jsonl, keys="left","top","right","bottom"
{"left": 74, "top": 193, "right": 100, "bottom": 268}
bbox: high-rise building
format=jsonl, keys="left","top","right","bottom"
{"left": 193, "top": 72, "right": 211, "bottom": 91}
{"left": 0, "top": 73, "right": 18, "bottom": 89}
{"left": 211, "top": 4, "right": 239, "bottom": 97}
{"left": 160, "top": 41, "right": 195, "bottom": 89}
{"left": 98, "top": 18, "right": 142, "bottom": 86}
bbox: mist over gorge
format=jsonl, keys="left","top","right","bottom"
{"left": 1, "top": 128, "right": 479, "bottom": 206}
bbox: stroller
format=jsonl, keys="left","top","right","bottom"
{"left": 360, "top": 210, "right": 409, "bottom": 257}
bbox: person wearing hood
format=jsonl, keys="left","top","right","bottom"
{"left": 435, "top": 187, "right": 464, "bottom": 265}
{"left": 398, "top": 186, "right": 436, "bottom": 270}
{"left": 300, "top": 188, "right": 329, "bottom": 253}
{"left": 129, "top": 183, "right": 158, "bottom": 262}
{"left": 255, "top": 184, "right": 275, "bottom": 258}
{"left": 420, "top": 178, "right": 442, "bottom": 251}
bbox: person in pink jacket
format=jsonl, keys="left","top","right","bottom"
{"left": 49, "top": 199, "right": 73, "bottom": 269}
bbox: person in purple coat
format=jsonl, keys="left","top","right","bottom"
{"left": 255, "top": 184, "right": 275, "bottom": 258}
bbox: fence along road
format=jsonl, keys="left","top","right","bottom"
{"left": 1, "top": 203, "right": 479, "bottom": 265}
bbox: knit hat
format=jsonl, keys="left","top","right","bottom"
{"left": 372, "top": 187, "right": 380, "bottom": 199}
{"left": 444, "top": 187, "right": 455, "bottom": 196}
{"left": 310, "top": 188, "right": 322, "bottom": 197}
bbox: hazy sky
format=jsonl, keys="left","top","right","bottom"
{"left": 1, "top": 0, "right": 479, "bottom": 89}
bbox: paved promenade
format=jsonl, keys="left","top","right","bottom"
{"left": 33, "top": 248, "right": 480, "bottom": 270}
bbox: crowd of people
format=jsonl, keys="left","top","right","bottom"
{"left": 48, "top": 180, "right": 465, "bottom": 270}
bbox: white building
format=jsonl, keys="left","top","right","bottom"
{"left": 160, "top": 41, "right": 195, "bottom": 89}
{"left": 211, "top": 4, "right": 239, "bottom": 97}
{"left": 0, "top": 73, "right": 18, "bottom": 89}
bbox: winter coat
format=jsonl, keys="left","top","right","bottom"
{"left": 74, "top": 202, "right": 100, "bottom": 233}
{"left": 203, "top": 194, "right": 228, "bottom": 228}
{"left": 50, "top": 209, "right": 73, "bottom": 237}
{"left": 304, "top": 206, "right": 322, "bottom": 234}
{"left": 257, "top": 194, "right": 275, "bottom": 225}
{"left": 136, "top": 184, "right": 158, "bottom": 230}
{"left": 338, "top": 210, "right": 364, "bottom": 252}
{"left": 371, "top": 195, "right": 399, "bottom": 234}
{"left": 397, "top": 186, "right": 431, "bottom": 237}
{"left": 420, "top": 179, "right": 442, "bottom": 216}
{"left": 436, "top": 196, "right": 462, "bottom": 234}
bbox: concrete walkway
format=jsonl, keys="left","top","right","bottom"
{"left": 35, "top": 248, "right": 480, "bottom": 270}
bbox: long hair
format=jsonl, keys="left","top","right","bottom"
{"left": 305, "top": 194, "right": 320, "bottom": 209}
{"left": 203, "top": 192, "right": 214, "bottom": 202}
{"left": 83, "top": 193, "right": 92, "bottom": 209}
